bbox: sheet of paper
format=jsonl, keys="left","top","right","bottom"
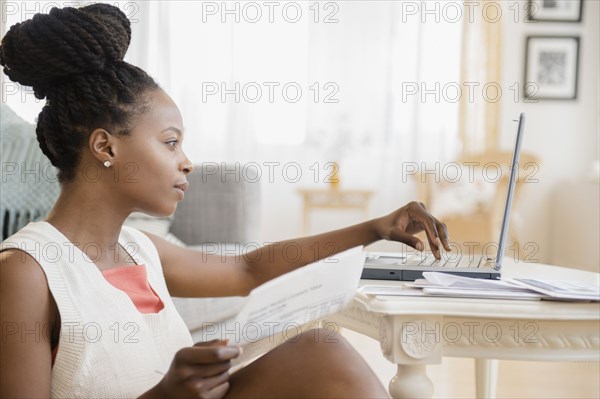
{"left": 422, "top": 287, "right": 543, "bottom": 300}
{"left": 414, "top": 272, "right": 528, "bottom": 291}
{"left": 505, "top": 278, "right": 600, "bottom": 301}
{"left": 200, "top": 246, "right": 365, "bottom": 349}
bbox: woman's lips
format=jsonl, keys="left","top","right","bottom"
{"left": 174, "top": 187, "right": 184, "bottom": 199}
{"left": 174, "top": 182, "right": 188, "bottom": 200}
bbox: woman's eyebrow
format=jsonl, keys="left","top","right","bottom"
{"left": 160, "top": 127, "right": 183, "bottom": 137}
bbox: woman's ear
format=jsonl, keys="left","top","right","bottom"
{"left": 88, "top": 128, "right": 116, "bottom": 163}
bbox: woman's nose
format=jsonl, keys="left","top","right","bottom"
{"left": 181, "top": 154, "right": 194, "bottom": 174}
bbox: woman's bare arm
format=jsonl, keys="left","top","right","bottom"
{"left": 0, "top": 249, "right": 54, "bottom": 398}
{"left": 148, "top": 202, "right": 450, "bottom": 298}
{"left": 145, "top": 222, "right": 375, "bottom": 298}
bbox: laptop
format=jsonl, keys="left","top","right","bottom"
{"left": 361, "top": 112, "right": 526, "bottom": 281}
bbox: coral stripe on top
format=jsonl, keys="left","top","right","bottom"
{"left": 51, "top": 264, "right": 164, "bottom": 366}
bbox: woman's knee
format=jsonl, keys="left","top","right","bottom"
{"left": 227, "top": 327, "right": 389, "bottom": 398}
{"left": 291, "top": 327, "right": 345, "bottom": 346}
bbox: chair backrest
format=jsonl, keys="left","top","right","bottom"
{"left": 457, "top": 150, "right": 540, "bottom": 185}
{"left": 415, "top": 150, "right": 540, "bottom": 210}
{"left": 170, "top": 163, "right": 261, "bottom": 246}
{"left": 412, "top": 150, "right": 540, "bottom": 253}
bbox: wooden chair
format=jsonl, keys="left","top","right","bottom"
{"left": 414, "top": 150, "right": 540, "bottom": 259}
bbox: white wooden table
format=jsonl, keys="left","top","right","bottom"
{"left": 324, "top": 259, "right": 600, "bottom": 398}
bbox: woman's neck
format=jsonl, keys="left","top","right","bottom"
{"left": 44, "top": 181, "right": 134, "bottom": 269}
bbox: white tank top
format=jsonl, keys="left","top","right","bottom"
{"left": 0, "top": 221, "right": 194, "bottom": 398}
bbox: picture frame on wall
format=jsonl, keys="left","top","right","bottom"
{"left": 524, "top": 36, "right": 580, "bottom": 100}
{"left": 528, "top": 0, "right": 583, "bottom": 22}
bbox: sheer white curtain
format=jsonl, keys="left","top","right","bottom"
{"left": 2, "top": 1, "right": 463, "bottom": 167}
{"left": 126, "top": 1, "right": 463, "bottom": 200}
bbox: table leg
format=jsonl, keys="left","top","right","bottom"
{"left": 475, "top": 359, "right": 498, "bottom": 399}
{"left": 389, "top": 364, "right": 434, "bottom": 399}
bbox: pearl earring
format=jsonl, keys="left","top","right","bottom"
{"left": 103, "top": 160, "right": 111, "bottom": 168}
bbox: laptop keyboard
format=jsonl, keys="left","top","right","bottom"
{"left": 364, "top": 253, "right": 491, "bottom": 269}
{"left": 405, "top": 254, "right": 482, "bottom": 268}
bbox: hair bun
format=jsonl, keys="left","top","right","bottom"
{"left": 0, "top": 3, "right": 131, "bottom": 98}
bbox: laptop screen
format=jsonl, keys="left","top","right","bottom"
{"left": 495, "top": 113, "right": 526, "bottom": 270}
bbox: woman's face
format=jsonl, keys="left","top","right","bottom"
{"left": 114, "top": 89, "right": 194, "bottom": 217}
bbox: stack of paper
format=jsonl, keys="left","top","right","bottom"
{"left": 504, "top": 278, "right": 600, "bottom": 301}
{"left": 411, "top": 273, "right": 544, "bottom": 300}
{"left": 360, "top": 272, "right": 600, "bottom": 302}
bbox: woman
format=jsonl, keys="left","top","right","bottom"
{"left": 0, "top": 4, "right": 450, "bottom": 398}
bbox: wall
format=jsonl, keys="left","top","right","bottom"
{"left": 498, "top": 0, "right": 599, "bottom": 266}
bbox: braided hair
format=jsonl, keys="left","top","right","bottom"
{"left": 0, "top": 3, "right": 159, "bottom": 183}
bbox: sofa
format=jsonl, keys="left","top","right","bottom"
{"left": 0, "top": 104, "right": 261, "bottom": 341}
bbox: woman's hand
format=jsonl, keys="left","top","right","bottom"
{"left": 154, "top": 339, "right": 241, "bottom": 399}
{"left": 373, "top": 201, "right": 451, "bottom": 259}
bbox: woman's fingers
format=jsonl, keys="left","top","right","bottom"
{"left": 192, "top": 371, "right": 231, "bottom": 399}
{"left": 190, "top": 360, "right": 233, "bottom": 378}
{"left": 437, "top": 220, "right": 451, "bottom": 251}
{"left": 163, "top": 343, "right": 240, "bottom": 399}
{"left": 177, "top": 345, "right": 241, "bottom": 366}
{"left": 415, "top": 211, "right": 441, "bottom": 258}
{"left": 194, "top": 339, "right": 229, "bottom": 347}
{"left": 203, "top": 381, "right": 230, "bottom": 399}
{"left": 390, "top": 202, "right": 451, "bottom": 259}
{"left": 207, "top": 381, "right": 231, "bottom": 399}
{"left": 388, "top": 227, "right": 424, "bottom": 251}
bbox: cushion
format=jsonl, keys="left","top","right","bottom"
{"left": 169, "top": 163, "right": 260, "bottom": 245}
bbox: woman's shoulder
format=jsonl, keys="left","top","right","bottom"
{"left": 0, "top": 248, "right": 56, "bottom": 325}
{"left": 0, "top": 247, "right": 51, "bottom": 296}
{"left": 0, "top": 222, "right": 50, "bottom": 279}
{"left": 0, "top": 247, "right": 45, "bottom": 276}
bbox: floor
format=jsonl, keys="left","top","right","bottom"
{"left": 341, "top": 329, "right": 600, "bottom": 398}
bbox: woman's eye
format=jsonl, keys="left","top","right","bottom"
{"left": 166, "top": 140, "right": 178, "bottom": 147}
